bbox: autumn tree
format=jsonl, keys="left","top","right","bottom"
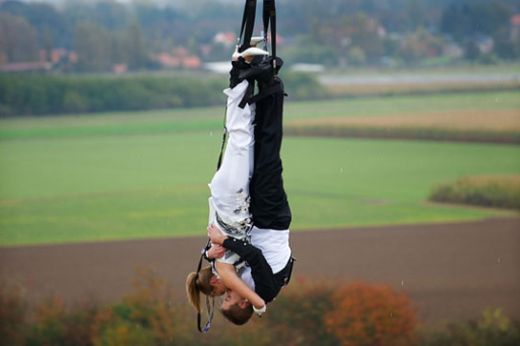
{"left": 325, "top": 282, "right": 417, "bottom": 346}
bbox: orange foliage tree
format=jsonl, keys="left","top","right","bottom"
{"left": 324, "top": 282, "right": 417, "bottom": 346}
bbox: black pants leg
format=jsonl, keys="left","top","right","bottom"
{"left": 250, "top": 80, "right": 292, "bottom": 230}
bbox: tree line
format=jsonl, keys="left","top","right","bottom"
{"left": 0, "top": 0, "right": 519, "bottom": 72}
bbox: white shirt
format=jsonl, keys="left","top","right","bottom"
{"left": 249, "top": 226, "right": 291, "bottom": 274}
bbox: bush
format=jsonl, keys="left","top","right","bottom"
{"left": 0, "top": 74, "right": 226, "bottom": 117}
{"left": 10, "top": 275, "right": 519, "bottom": 346}
{"left": 421, "top": 308, "right": 520, "bottom": 346}
{"left": 26, "top": 296, "right": 99, "bottom": 346}
{"left": 0, "top": 283, "right": 28, "bottom": 345}
{"left": 90, "top": 268, "right": 177, "bottom": 346}
{"left": 283, "top": 72, "right": 328, "bottom": 100}
{"left": 430, "top": 175, "right": 520, "bottom": 210}
{"left": 263, "top": 278, "right": 339, "bottom": 345}
{"left": 325, "top": 282, "right": 417, "bottom": 346}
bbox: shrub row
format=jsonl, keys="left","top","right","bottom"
{"left": 0, "top": 74, "right": 225, "bottom": 116}
{"left": 1, "top": 273, "right": 518, "bottom": 346}
{"left": 422, "top": 308, "right": 520, "bottom": 346}
{"left": 0, "top": 72, "right": 326, "bottom": 117}
{"left": 430, "top": 175, "right": 520, "bottom": 210}
{"left": 285, "top": 125, "right": 520, "bottom": 145}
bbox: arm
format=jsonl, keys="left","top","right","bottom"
{"left": 222, "top": 237, "right": 280, "bottom": 303}
{"left": 215, "top": 261, "right": 265, "bottom": 309}
{"left": 208, "top": 224, "right": 279, "bottom": 303}
{"left": 205, "top": 244, "right": 226, "bottom": 260}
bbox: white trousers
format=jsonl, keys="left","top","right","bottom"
{"left": 208, "top": 80, "right": 255, "bottom": 241}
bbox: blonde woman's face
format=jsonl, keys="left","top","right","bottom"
{"left": 210, "top": 276, "right": 226, "bottom": 296}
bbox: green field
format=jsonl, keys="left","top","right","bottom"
{"left": 1, "top": 90, "right": 519, "bottom": 246}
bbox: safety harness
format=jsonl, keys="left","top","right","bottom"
{"left": 217, "top": 0, "right": 278, "bottom": 170}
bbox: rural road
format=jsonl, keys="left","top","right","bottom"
{"left": 1, "top": 217, "right": 519, "bottom": 327}
{"left": 319, "top": 72, "right": 520, "bottom": 86}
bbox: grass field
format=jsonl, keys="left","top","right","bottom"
{"left": 2, "top": 90, "right": 519, "bottom": 139}
{"left": 1, "top": 90, "right": 519, "bottom": 246}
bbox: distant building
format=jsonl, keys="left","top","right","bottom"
{"left": 214, "top": 32, "right": 236, "bottom": 47}
{"left": 154, "top": 47, "right": 202, "bottom": 69}
{"left": 68, "top": 51, "right": 78, "bottom": 64}
{"left": 511, "top": 14, "right": 520, "bottom": 40}
{"left": 182, "top": 56, "right": 202, "bottom": 69}
{"left": 112, "top": 63, "right": 128, "bottom": 74}
{"left": 0, "top": 61, "right": 51, "bottom": 73}
{"left": 156, "top": 52, "right": 181, "bottom": 68}
{"left": 51, "top": 48, "right": 67, "bottom": 64}
{"left": 290, "top": 63, "right": 325, "bottom": 73}
{"left": 442, "top": 42, "right": 463, "bottom": 59}
{"left": 36, "top": 48, "right": 77, "bottom": 68}
{"left": 204, "top": 61, "right": 232, "bottom": 74}
{"left": 475, "top": 36, "right": 494, "bottom": 54}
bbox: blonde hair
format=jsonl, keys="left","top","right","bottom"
{"left": 186, "top": 266, "right": 215, "bottom": 312}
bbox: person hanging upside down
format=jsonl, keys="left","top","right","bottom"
{"left": 186, "top": 48, "right": 294, "bottom": 327}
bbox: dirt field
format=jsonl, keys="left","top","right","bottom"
{"left": 1, "top": 217, "right": 519, "bottom": 328}
{"left": 289, "top": 109, "right": 520, "bottom": 132}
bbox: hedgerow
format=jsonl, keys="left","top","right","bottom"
{"left": 0, "top": 72, "right": 326, "bottom": 117}
{"left": 430, "top": 175, "right": 520, "bottom": 210}
{"left": 1, "top": 273, "right": 518, "bottom": 346}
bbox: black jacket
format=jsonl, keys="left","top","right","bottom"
{"left": 223, "top": 237, "right": 285, "bottom": 303}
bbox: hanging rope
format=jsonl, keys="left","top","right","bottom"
{"left": 262, "top": 0, "right": 277, "bottom": 69}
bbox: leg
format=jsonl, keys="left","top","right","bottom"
{"left": 210, "top": 81, "right": 255, "bottom": 232}
{"left": 250, "top": 80, "right": 291, "bottom": 230}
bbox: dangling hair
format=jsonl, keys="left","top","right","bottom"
{"left": 186, "top": 266, "right": 215, "bottom": 312}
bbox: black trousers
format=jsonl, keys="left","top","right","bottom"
{"left": 250, "top": 78, "right": 292, "bottom": 230}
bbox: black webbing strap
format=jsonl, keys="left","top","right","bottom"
{"left": 246, "top": 81, "right": 283, "bottom": 106}
{"left": 238, "top": 81, "right": 256, "bottom": 109}
{"left": 238, "top": 0, "right": 257, "bottom": 53}
{"left": 216, "top": 106, "right": 227, "bottom": 170}
{"left": 263, "top": 0, "right": 277, "bottom": 67}
{"left": 195, "top": 239, "right": 214, "bottom": 333}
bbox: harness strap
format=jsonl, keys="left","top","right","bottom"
{"left": 262, "top": 0, "right": 277, "bottom": 69}
{"left": 247, "top": 81, "right": 284, "bottom": 106}
{"left": 238, "top": 81, "right": 256, "bottom": 109}
{"left": 239, "top": 0, "right": 257, "bottom": 53}
{"left": 195, "top": 240, "right": 213, "bottom": 333}
{"left": 216, "top": 107, "right": 228, "bottom": 170}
